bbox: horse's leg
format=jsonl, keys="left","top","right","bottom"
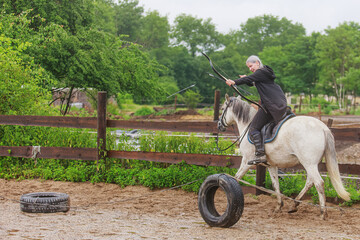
{"left": 288, "top": 166, "right": 327, "bottom": 219}
{"left": 308, "top": 167, "right": 327, "bottom": 220}
{"left": 267, "top": 166, "right": 283, "bottom": 212}
{"left": 234, "top": 157, "right": 252, "bottom": 179}
{"left": 288, "top": 177, "right": 313, "bottom": 213}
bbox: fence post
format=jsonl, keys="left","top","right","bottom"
{"left": 97, "top": 91, "right": 107, "bottom": 166}
{"left": 327, "top": 118, "right": 333, "bottom": 128}
{"left": 213, "top": 90, "right": 220, "bottom": 121}
{"left": 256, "top": 165, "right": 266, "bottom": 195}
{"left": 174, "top": 95, "right": 177, "bottom": 110}
{"left": 318, "top": 104, "right": 321, "bottom": 120}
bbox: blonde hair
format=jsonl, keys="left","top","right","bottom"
{"left": 246, "top": 55, "right": 263, "bottom": 68}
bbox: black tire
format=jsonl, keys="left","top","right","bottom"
{"left": 20, "top": 192, "right": 70, "bottom": 213}
{"left": 198, "top": 174, "right": 244, "bottom": 228}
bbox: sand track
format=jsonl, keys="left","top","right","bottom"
{"left": 1, "top": 179, "right": 360, "bottom": 239}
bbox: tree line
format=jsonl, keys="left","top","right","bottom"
{"left": 0, "top": 0, "right": 359, "bottom": 115}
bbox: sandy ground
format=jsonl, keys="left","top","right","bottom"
{"left": 1, "top": 179, "right": 360, "bottom": 240}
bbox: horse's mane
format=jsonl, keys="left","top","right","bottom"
{"left": 230, "top": 97, "right": 252, "bottom": 123}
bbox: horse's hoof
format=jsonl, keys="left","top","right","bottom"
{"left": 320, "top": 211, "right": 328, "bottom": 220}
{"left": 288, "top": 208, "right": 298, "bottom": 214}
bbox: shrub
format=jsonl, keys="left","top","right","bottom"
{"left": 183, "top": 90, "right": 203, "bottom": 109}
{"left": 133, "top": 107, "right": 154, "bottom": 116}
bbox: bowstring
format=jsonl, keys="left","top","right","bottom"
{"left": 212, "top": 60, "right": 232, "bottom": 80}
{"left": 211, "top": 60, "right": 253, "bottom": 97}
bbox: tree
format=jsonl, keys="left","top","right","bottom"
{"left": 228, "top": 14, "right": 306, "bottom": 56}
{"left": 138, "top": 10, "right": 170, "bottom": 49}
{"left": 341, "top": 67, "right": 360, "bottom": 112}
{"left": 259, "top": 45, "right": 287, "bottom": 90}
{"left": 33, "top": 26, "right": 166, "bottom": 112}
{"left": 92, "top": 0, "right": 116, "bottom": 34}
{"left": 1, "top": 9, "right": 166, "bottom": 114}
{"left": 0, "top": 32, "right": 51, "bottom": 115}
{"left": 114, "top": 0, "right": 144, "bottom": 41}
{"left": 0, "top": 0, "right": 95, "bottom": 35}
{"left": 315, "top": 22, "right": 360, "bottom": 108}
{"left": 260, "top": 34, "right": 319, "bottom": 97}
{"left": 171, "top": 14, "right": 222, "bottom": 57}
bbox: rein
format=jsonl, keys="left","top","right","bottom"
{"left": 215, "top": 123, "right": 250, "bottom": 152}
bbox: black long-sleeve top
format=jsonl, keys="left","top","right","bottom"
{"left": 234, "top": 65, "right": 287, "bottom": 123}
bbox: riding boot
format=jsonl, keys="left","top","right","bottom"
{"left": 248, "top": 131, "right": 267, "bottom": 165}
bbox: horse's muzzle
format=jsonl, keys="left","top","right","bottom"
{"left": 217, "top": 121, "right": 227, "bottom": 132}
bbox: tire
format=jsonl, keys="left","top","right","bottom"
{"left": 20, "top": 192, "right": 70, "bottom": 213}
{"left": 198, "top": 174, "right": 244, "bottom": 228}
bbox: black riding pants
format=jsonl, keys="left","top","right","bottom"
{"left": 249, "top": 107, "right": 273, "bottom": 136}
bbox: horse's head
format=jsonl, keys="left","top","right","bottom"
{"left": 218, "top": 94, "right": 237, "bottom": 132}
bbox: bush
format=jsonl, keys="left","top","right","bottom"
{"left": 0, "top": 34, "right": 52, "bottom": 115}
{"left": 183, "top": 90, "right": 203, "bottom": 109}
{"left": 133, "top": 107, "right": 154, "bottom": 116}
{"left": 116, "top": 93, "right": 134, "bottom": 109}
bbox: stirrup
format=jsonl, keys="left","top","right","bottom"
{"left": 248, "top": 156, "right": 267, "bottom": 165}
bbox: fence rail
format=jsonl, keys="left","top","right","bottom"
{"left": 1, "top": 115, "right": 359, "bottom": 140}
{"left": 0, "top": 91, "right": 359, "bottom": 195}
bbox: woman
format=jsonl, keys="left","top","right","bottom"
{"left": 225, "top": 55, "right": 287, "bottom": 165}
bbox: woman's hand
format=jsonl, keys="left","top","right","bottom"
{"left": 239, "top": 75, "right": 247, "bottom": 78}
{"left": 226, "top": 79, "right": 235, "bottom": 86}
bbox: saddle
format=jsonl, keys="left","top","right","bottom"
{"left": 248, "top": 107, "right": 296, "bottom": 144}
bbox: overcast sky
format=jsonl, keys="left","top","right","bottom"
{"left": 137, "top": 0, "right": 360, "bottom": 34}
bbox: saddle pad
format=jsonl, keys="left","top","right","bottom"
{"left": 248, "top": 113, "right": 296, "bottom": 144}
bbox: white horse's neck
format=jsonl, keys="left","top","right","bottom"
{"left": 234, "top": 109, "right": 256, "bottom": 133}
{"left": 228, "top": 99, "right": 256, "bottom": 133}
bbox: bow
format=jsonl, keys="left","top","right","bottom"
{"left": 202, "top": 52, "right": 266, "bottom": 113}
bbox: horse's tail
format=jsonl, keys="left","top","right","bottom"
{"left": 324, "top": 129, "right": 351, "bottom": 201}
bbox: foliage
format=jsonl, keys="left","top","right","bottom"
{"left": 1, "top": 154, "right": 359, "bottom": 204}
{"left": 0, "top": 4, "right": 166, "bottom": 115}
{"left": 138, "top": 10, "right": 170, "bottom": 49}
{"left": 0, "top": 0, "right": 95, "bottom": 34}
{"left": 114, "top": 0, "right": 144, "bottom": 41}
{"left": 0, "top": 0, "right": 359, "bottom": 115}
{"left": 315, "top": 22, "right": 360, "bottom": 109}
{"left": 182, "top": 90, "right": 204, "bottom": 109}
{"left": 229, "top": 14, "right": 306, "bottom": 56}
{"left": 260, "top": 34, "right": 319, "bottom": 95}
{"left": 132, "top": 131, "right": 235, "bottom": 155}
{"left": 116, "top": 93, "right": 134, "bottom": 109}
{"left": 0, "top": 28, "right": 52, "bottom": 115}
{"left": 265, "top": 171, "right": 360, "bottom": 204}
{"left": 171, "top": 14, "right": 221, "bottom": 57}
{"left": 133, "top": 107, "right": 154, "bottom": 116}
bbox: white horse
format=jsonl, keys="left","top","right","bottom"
{"left": 218, "top": 94, "right": 350, "bottom": 219}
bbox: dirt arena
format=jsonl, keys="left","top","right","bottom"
{"left": 1, "top": 178, "right": 360, "bottom": 240}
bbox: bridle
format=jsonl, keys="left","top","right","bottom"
{"left": 216, "top": 98, "right": 251, "bottom": 152}
{"left": 218, "top": 98, "right": 233, "bottom": 129}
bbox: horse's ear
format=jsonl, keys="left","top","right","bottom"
{"left": 225, "top": 93, "right": 230, "bottom": 102}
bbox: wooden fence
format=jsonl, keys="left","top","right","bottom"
{"left": 0, "top": 91, "right": 359, "bottom": 195}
